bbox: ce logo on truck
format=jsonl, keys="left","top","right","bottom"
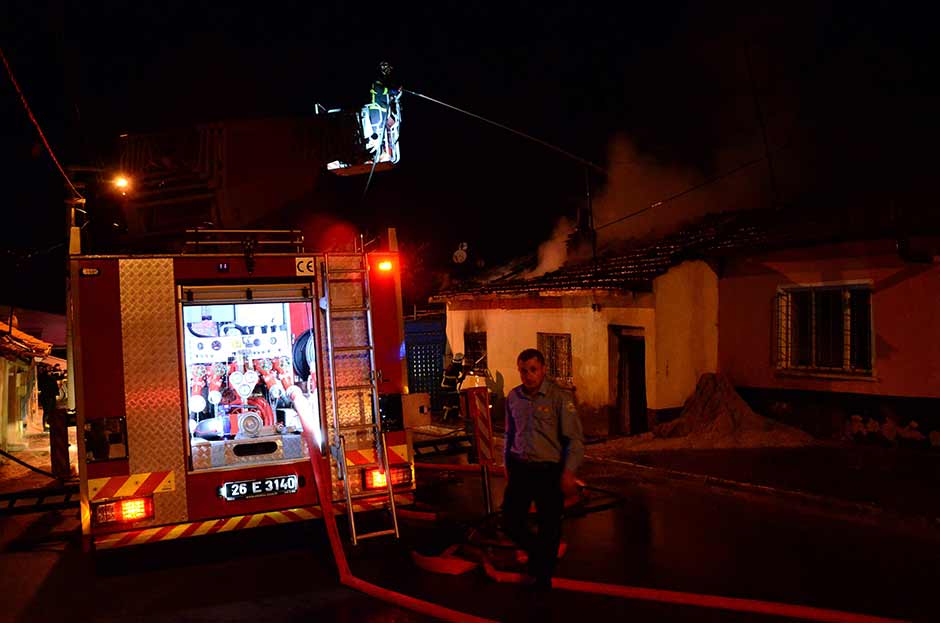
{"left": 295, "top": 258, "right": 316, "bottom": 276}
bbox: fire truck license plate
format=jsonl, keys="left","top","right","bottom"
{"left": 220, "top": 475, "right": 299, "bottom": 501}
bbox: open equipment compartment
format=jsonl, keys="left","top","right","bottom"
{"left": 181, "top": 289, "right": 321, "bottom": 485}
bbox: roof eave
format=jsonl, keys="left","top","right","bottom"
{"left": 430, "top": 283, "right": 652, "bottom": 303}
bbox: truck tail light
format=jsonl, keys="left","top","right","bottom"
{"left": 93, "top": 497, "right": 155, "bottom": 525}
{"left": 363, "top": 465, "right": 412, "bottom": 490}
{"left": 369, "top": 254, "right": 398, "bottom": 276}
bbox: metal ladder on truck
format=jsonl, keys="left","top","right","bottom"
{"left": 320, "top": 249, "right": 400, "bottom": 545}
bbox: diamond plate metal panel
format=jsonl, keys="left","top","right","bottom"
{"left": 336, "top": 397, "right": 370, "bottom": 427}
{"left": 325, "top": 388, "right": 372, "bottom": 427}
{"left": 332, "top": 353, "right": 371, "bottom": 387}
{"left": 320, "top": 253, "right": 388, "bottom": 498}
{"left": 191, "top": 436, "right": 309, "bottom": 470}
{"left": 329, "top": 314, "right": 369, "bottom": 348}
{"left": 328, "top": 254, "right": 364, "bottom": 271}
{"left": 120, "top": 258, "right": 188, "bottom": 525}
{"left": 331, "top": 461, "right": 359, "bottom": 497}
{"left": 338, "top": 429, "right": 376, "bottom": 450}
{"left": 329, "top": 282, "right": 365, "bottom": 308}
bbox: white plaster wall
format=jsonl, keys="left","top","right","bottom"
{"left": 652, "top": 260, "right": 719, "bottom": 410}
{"left": 444, "top": 297, "right": 658, "bottom": 409}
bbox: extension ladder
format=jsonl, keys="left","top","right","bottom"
{"left": 320, "top": 250, "right": 399, "bottom": 545}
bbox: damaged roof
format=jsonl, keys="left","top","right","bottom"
{"left": 0, "top": 319, "right": 53, "bottom": 362}
{"left": 432, "top": 203, "right": 933, "bottom": 299}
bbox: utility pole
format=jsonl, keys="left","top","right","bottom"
{"left": 59, "top": 189, "right": 85, "bottom": 480}
{"left": 583, "top": 165, "right": 597, "bottom": 261}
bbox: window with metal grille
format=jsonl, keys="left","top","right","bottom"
{"left": 775, "top": 285, "right": 873, "bottom": 374}
{"left": 405, "top": 316, "right": 446, "bottom": 411}
{"left": 537, "top": 333, "right": 573, "bottom": 386}
{"left": 463, "top": 331, "right": 487, "bottom": 370}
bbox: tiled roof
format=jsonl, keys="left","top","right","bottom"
{"left": 433, "top": 204, "right": 911, "bottom": 298}
{"left": 0, "top": 320, "right": 53, "bottom": 361}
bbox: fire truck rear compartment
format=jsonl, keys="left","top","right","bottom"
{"left": 73, "top": 244, "right": 410, "bottom": 548}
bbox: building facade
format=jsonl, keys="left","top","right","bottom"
{"left": 719, "top": 238, "right": 940, "bottom": 441}
{"left": 435, "top": 260, "right": 717, "bottom": 437}
{"left": 434, "top": 209, "right": 940, "bottom": 443}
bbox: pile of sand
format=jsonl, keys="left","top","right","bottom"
{"left": 596, "top": 373, "right": 816, "bottom": 453}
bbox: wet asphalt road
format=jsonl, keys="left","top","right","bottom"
{"left": 410, "top": 460, "right": 939, "bottom": 622}
{"left": 2, "top": 458, "right": 938, "bottom": 622}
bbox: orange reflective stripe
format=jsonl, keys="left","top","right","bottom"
{"left": 345, "top": 445, "right": 409, "bottom": 466}
{"left": 89, "top": 471, "right": 174, "bottom": 500}
{"left": 90, "top": 476, "right": 126, "bottom": 500}
{"left": 91, "top": 499, "right": 411, "bottom": 550}
{"left": 388, "top": 445, "right": 408, "bottom": 464}
{"left": 345, "top": 449, "right": 374, "bottom": 465}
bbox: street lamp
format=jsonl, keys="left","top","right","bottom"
{"left": 112, "top": 175, "right": 131, "bottom": 195}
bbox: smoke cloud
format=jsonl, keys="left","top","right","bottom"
{"left": 521, "top": 217, "right": 576, "bottom": 279}
{"left": 509, "top": 133, "right": 771, "bottom": 281}
{"left": 594, "top": 134, "right": 771, "bottom": 249}
{"left": 593, "top": 135, "right": 700, "bottom": 247}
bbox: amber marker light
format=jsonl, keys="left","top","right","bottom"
{"left": 119, "top": 498, "right": 151, "bottom": 521}
{"left": 368, "top": 469, "right": 388, "bottom": 489}
{"left": 363, "top": 466, "right": 411, "bottom": 489}
{"left": 93, "top": 496, "right": 155, "bottom": 525}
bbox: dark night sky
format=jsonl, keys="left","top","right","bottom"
{"left": 2, "top": 1, "right": 938, "bottom": 311}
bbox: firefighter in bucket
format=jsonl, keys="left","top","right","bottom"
{"left": 362, "top": 61, "right": 401, "bottom": 164}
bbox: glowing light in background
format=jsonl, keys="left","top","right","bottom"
{"left": 113, "top": 175, "right": 132, "bottom": 196}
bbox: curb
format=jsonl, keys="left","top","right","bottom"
{"left": 585, "top": 453, "right": 940, "bottom": 538}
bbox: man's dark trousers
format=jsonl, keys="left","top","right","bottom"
{"left": 502, "top": 457, "right": 564, "bottom": 585}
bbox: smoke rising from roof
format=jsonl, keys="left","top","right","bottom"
{"left": 504, "top": 133, "right": 771, "bottom": 281}
{"left": 594, "top": 135, "right": 702, "bottom": 247}
{"left": 520, "top": 217, "right": 575, "bottom": 279}
{"left": 595, "top": 134, "right": 772, "bottom": 249}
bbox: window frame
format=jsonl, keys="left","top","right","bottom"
{"left": 537, "top": 332, "right": 573, "bottom": 387}
{"left": 463, "top": 331, "right": 488, "bottom": 370}
{"left": 775, "top": 281, "right": 875, "bottom": 379}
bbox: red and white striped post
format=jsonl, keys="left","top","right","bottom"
{"left": 462, "top": 386, "right": 495, "bottom": 513}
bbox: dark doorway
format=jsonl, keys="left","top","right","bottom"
{"left": 609, "top": 327, "right": 647, "bottom": 436}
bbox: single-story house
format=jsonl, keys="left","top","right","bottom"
{"left": 431, "top": 206, "right": 940, "bottom": 443}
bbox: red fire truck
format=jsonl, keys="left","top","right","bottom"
{"left": 69, "top": 229, "right": 413, "bottom": 550}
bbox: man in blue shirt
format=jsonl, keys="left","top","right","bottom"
{"left": 503, "top": 348, "right": 584, "bottom": 588}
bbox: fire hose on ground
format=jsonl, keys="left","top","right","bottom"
{"left": 407, "top": 462, "right": 910, "bottom": 623}
{"left": 0, "top": 448, "right": 57, "bottom": 479}
{"left": 292, "top": 388, "right": 498, "bottom": 623}
{"left": 290, "top": 382, "right": 908, "bottom": 623}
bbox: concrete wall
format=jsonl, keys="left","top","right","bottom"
{"left": 719, "top": 240, "right": 940, "bottom": 399}
{"left": 444, "top": 293, "right": 658, "bottom": 410}
{"left": 652, "top": 260, "right": 719, "bottom": 410}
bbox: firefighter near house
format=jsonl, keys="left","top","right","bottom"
{"left": 69, "top": 229, "right": 413, "bottom": 551}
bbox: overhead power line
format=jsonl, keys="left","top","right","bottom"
{"left": 404, "top": 88, "right": 607, "bottom": 175}
{"left": 405, "top": 86, "right": 788, "bottom": 235}
{"left": 595, "top": 155, "right": 767, "bottom": 231}
{"left": 0, "top": 46, "right": 84, "bottom": 200}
